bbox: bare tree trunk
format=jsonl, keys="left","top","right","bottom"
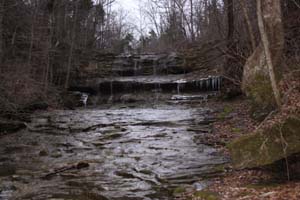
{"left": 190, "top": 0, "right": 195, "bottom": 41}
{"left": 227, "top": 0, "right": 234, "bottom": 40}
{"left": 64, "top": 0, "right": 79, "bottom": 89}
{"left": 28, "top": 1, "right": 38, "bottom": 71}
{"left": 0, "top": 0, "right": 4, "bottom": 64}
{"left": 257, "top": 0, "right": 282, "bottom": 108}
{"left": 45, "top": 13, "right": 54, "bottom": 92}
{"left": 240, "top": 0, "right": 256, "bottom": 51}
{"left": 173, "top": 0, "right": 191, "bottom": 41}
{"left": 204, "top": 0, "right": 209, "bottom": 38}
{"left": 225, "top": 0, "right": 238, "bottom": 79}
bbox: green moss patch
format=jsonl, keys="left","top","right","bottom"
{"left": 246, "top": 182, "right": 280, "bottom": 189}
{"left": 218, "top": 105, "right": 233, "bottom": 120}
{"left": 249, "top": 74, "right": 275, "bottom": 107}
{"left": 193, "top": 190, "right": 220, "bottom": 200}
{"left": 213, "top": 164, "right": 227, "bottom": 173}
{"left": 231, "top": 127, "right": 242, "bottom": 134}
{"left": 228, "top": 115, "right": 300, "bottom": 169}
{"left": 244, "top": 73, "right": 277, "bottom": 120}
{"left": 173, "top": 186, "right": 186, "bottom": 195}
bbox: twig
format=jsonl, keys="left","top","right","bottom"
{"left": 279, "top": 124, "right": 290, "bottom": 181}
{"left": 282, "top": 86, "right": 296, "bottom": 105}
{"left": 255, "top": 110, "right": 277, "bottom": 131}
{"left": 292, "top": 0, "right": 300, "bottom": 9}
{"left": 41, "top": 162, "right": 89, "bottom": 179}
{"left": 221, "top": 75, "right": 242, "bottom": 86}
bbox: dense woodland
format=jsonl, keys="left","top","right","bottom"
{"left": 0, "top": 0, "right": 299, "bottom": 113}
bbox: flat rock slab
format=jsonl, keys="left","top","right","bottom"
{"left": 228, "top": 115, "right": 300, "bottom": 169}
{"left": 0, "top": 120, "right": 26, "bottom": 135}
{"left": 72, "top": 74, "right": 222, "bottom": 94}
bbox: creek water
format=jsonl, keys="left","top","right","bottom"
{"left": 0, "top": 100, "right": 227, "bottom": 200}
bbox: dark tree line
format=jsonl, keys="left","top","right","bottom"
{"left": 0, "top": 0, "right": 299, "bottom": 113}
{"left": 140, "top": 0, "right": 300, "bottom": 81}
{"left": 0, "top": 0, "right": 134, "bottom": 112}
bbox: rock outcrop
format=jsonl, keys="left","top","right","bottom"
{"left": 228, "top": 115, "right": 300, "bottom": 169}
{"left": 70, "top": 52, "right": 224, "bottom": 104}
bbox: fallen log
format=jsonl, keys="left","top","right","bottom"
{"left": 41, "top": 162, "right": 89, "bottom": 179}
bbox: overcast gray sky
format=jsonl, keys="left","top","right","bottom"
{"left": 113, "top": 0, "right": 140, "bottom": 18}
{"left": 115, "top": 0, "right": 139, "bottom": 10}
{"left": 113, "top": 0, "right": 150, "bottom": 36}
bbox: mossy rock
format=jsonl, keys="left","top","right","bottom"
{"left": 217, "top": 106, "right": 233, "bottom": 120}
{"left": 248, "top": 74, "right": 275, "bottom": 108}
{"left": 173, "top": 186, "right": 186, "bottom": 196}
{"left": 245, "top": 73, "right": 276, "bottom": 120}
{"left": 212, "top": 164, "right": 227, "bottom": 173}
{"left": 228, "top": 115, "right": 300, "bottom": 169}
{"left": 242, "top": 44, "right": 281, "bottom": 119}
{"left": 193, "top": 190, "right": 220, "bottom": 200}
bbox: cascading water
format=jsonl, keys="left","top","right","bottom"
{"left": 163, "top": 60, "right": 168, "bottom": 75}
{"left": 109, "top": 80, "right": 113, "bottom": 96}
{"left": 153, "top": 60, "right": 157, "bottom": 76}
{"left": 71, "top": 53, "right": 223, "bottom": 105}
{"left": 80, "top": 93, "right": 89, "bottom": 107}
{"left": 176, "top": 79, "right": 187, "bottom": 94}
{"left": 194, "top": 76, "right": 222, "bottom": 91}
{"left": 5, "top": 53, "right": 229, "bottom": 200}
{"left": 107, "top": 80, "right": 114, "bottom": 103}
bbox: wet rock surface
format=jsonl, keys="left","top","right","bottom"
{"left": 111, "top": 53, "right": 187, "bottom": 76}
{"left": 0, "top": 102, "right": 227, "bottom": 200}
{"left": 73, "top": 74, "right": 222, "bottom": 95}
{"left": 0, "top": 120, "right": 26, "bottom": 135}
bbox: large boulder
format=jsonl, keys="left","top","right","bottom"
{"left": 242, "top": 45, "right": 277, "bottom": 118}
{"left": 228, "top": 115, "right": 300, "bottom": 169}
{"left": 242, "top": 0, "right": 284, "bottom": 119}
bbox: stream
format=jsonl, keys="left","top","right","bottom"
{"left": 0, "top": 99, "right": 227, "bottom": 200}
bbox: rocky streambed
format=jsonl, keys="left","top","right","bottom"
{"left": 0, "top": 99, "right": 227, "bottom": 200}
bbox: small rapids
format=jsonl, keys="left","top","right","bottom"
{"left": 0, "top": 102, "right": 227, "bottom": 200}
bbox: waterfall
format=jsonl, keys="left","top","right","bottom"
{"left": 202, "top": 94, "right": 208, "bottom": 103}
{"left": 200, "top": 79, "right": 204, "bottom": 90}
{"left": 194, "top": 76, "right": 222, "bottom": 91}
{"left": 80, "top": 93, "right": 89, "bottom": 107}
{"left": 176, "top": 79, "right": 186, "bottom": 94}
{"left": 157, "top": 83, "right": 161, "bottom": 92}
{"left": 134, "top": 60, "right": 139, "bottom": 76}
{"left": 153, "top": 60, "right": 157, "bottom": 76}
{"left": 177, "top": 83, "right": 180, "bottom": 94}
{"left": 154, "top": 82, "right": 161, "bottom": 100}
{"left": 155, "top": 83, "right": 160, "bottom": 101}
{"left": 207, "top": 76, "right": 211, "bottom": 90}
{"left": 110, "top": 81, "right": 113, "bottom": 96}
{"left": 164, "top": 60, "right": 168, "bottom": 75}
